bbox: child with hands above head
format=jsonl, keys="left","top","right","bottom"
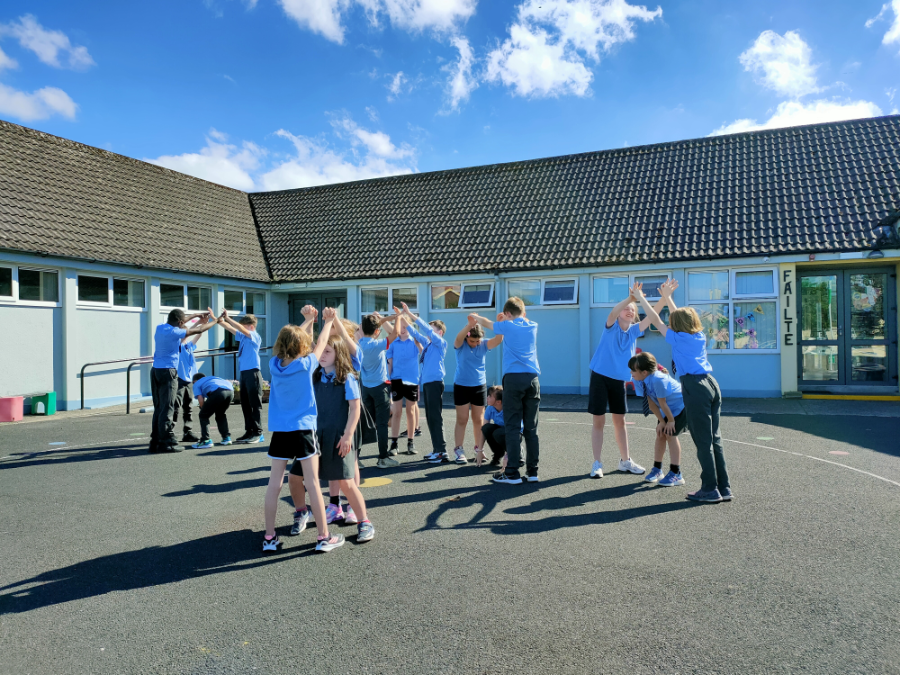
{"left": 438, "top": 315, "right": 503, "bottom": 466}
{"left": 174, "top": 320, "right": 204, "bottom": 444}
{"left": 262, "top": 309, "right": 345, "bottom": 554}
{"left": 631, "top": 282, "right": 732, "bottom": 504}
{"left": 218, "top": 308, "right": 265, "bottom": 445}
{"left": 357, "top": 310, "right": 402, "bottom": 469}
{"left": 385, "top": 310, "right": 422, "bottom": 456}
{"left": 587, "top": 280, "right": 676, "bottom": 479}
{"left": 628, "top": 352, "right": 686, "bottom": 487}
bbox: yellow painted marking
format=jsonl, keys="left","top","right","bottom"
{"left": 360, "top": 477, "right": 392, "bottom": 488}
{"left": 802, "top": 394, "right": 900, "bottom": 401}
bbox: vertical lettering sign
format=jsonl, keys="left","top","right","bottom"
{"left": 783, "top": 270, "right": 794, "bottom": 346}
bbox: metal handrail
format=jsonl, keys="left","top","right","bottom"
{"left": 81, "top": 346, "right": 272, "bottom": 411}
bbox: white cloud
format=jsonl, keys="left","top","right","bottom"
{"left": 0, "top": 46, "right": 17, "bottom": 71}
{"left": 738, "top": 30, "right": 820, "bottom": 98}
{"left": 146, "top": 118, "right": 416, "bottom": 191}
{"left": 278, "top": 0, "right": 350, "bottom": 44}
{"left": 147, "top": 130, "right": 264, "bottom": 192}
{"left": 0, "top": 81, "right": 77, "bottom": 121}
{"left": 866, "top": 0, "right": 900, "bottom": 49}
{"left": 386, "top": 70, "right": 407, "bottom": 99}
{"left": 443, "top": 36, "right": 478, "bottom": 111}
{"left": 0, "top": 14, "right": 95, "bottom": 70}
{"left": 486, "top": 0, "right": 662, "bottom": 98}
{"left": 710, "top": 99, "right": 884, "bottom": 136}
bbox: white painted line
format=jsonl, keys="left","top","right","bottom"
{"left": 0, "top": 437, "right": 146, "bottom": 461}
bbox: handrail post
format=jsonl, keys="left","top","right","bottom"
{"left": 81, "top": 364, "right": 87, "bottom": 410}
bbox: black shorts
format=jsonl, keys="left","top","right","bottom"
{"left": 453, "top": 383, "right": 487, "bottom": 407}
{"left": 391, "top": 380, "right": 419, "bottom": 402}
{"left": 268, "top": 430, "right": 319, "bottom": 461}
{"left": 659, "top": 409, "right": 689, "bottom": 437}
{"left": 588, "top": 371, "right": 627, "bottom": 416}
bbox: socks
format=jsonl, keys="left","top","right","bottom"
{"left": 264, "top": 534, "right": 275, "bottom": 541}
{"left": 670, "top": 464, "right": 681, "bottom": 474}
{"left": 329, "top": 496, "right": 340, "bottom": 506}
{"left": 653, "top": 461, "right": 663, "bottom": 470}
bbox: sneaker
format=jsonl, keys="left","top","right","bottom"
{"left": 454, "top": 447, "right": 468, "bottom": 464}
{"left": 405, "top": 441, "right": 417, "bottom": 455}
{"left": 526, "top": 470, "right": 539, "bottom": 483}
{"left": 686, "top": 488, "right": 723, "bottom": 503}
{"left": 158, "top": 445, "right": 183, "bottom": 453}
{"left": 239, "top": 434, "right": 264, "bottom": 444}
{"left": 217, "top": 436, "right": 233, "bottom": 446}
{"left": 388, "top": 444, "right": 399, "bottom": 456}
{"left": 720, "top": 487, "right": 734, "bottom": 501}
{"left": 357, "top": 521, "right": 375, "bottom": 543}
{"left": 262, "top": 535, "right": 282, "bottom": 553}
{"left": 424, "top": 451, "right": 443, "bottom": 461}
{"left": 376, "top": 457, "right": 400, "bottom": 469}
{"left": 658, "top": 471, "right": 685, "bottom": 487}
{"left": 399, "top": 429, "right": 408, "bottom": 438}
{"left": 191, "top": 439, "right": 214, "bottom": 449}
{"left": 428, "top": 452, "right": 449, "bottom": 464}
{"left": 590, "top": 460, "right": 603, "bottom": 479}
{"left": 315, "top": 533, "right": 346, "bottom": 552}
{"left": 618, "top": 458, "right": 646, "bottom": 475}
{"left": 492, "top": 471, "right": 523, "bottom": 485}
{"left": 182, "top": 432, "right": 201, "bottom": 443}
{"left": 325, "top": 503, "right": 343, "bottom": 524}
{"left": 645, "top": 467, "right": 665, "bottom": 483}
{"left": 235, "top": 432, "right": 254, "bottom": 442}
{"left": 290, "top": 509, "right": 311, "bottom": 535}
{"left": 343, "top": 505, "right": 358, "bottom": 525}
{"left": 414, "top": 428, "right": 422, "bottom": 437}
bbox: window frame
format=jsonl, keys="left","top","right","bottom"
{"left": 222, "top": 288, "right": 268, "bottom": 344}
{"left": 361, "top": 286, "right": 420, "bottom": 315}
{"left": 591, "top": 271, "right": 672, "bottom": 307}
{"left": 540, "top": 277, "right": 579, "bottom": 306}
{"left": 159, "top": 282, "right": 214, "bottom": 311}
{"left": 6, "top": 266, "right": 62, "bottom": 307}
{"left": 75, "top": 273, "right": 147, "bottom": 311}
{"left": 459, "top": 282, "right": 495, "bottom": 309}
{"left": 0, "top": 264, "right": 14, "bottom": 301}
{"left": 686, "top": 266, "right": 779, "bottom": 354}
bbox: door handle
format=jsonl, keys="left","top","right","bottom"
{"left": 837, "top": 324, "right": 843, "bottom": 337}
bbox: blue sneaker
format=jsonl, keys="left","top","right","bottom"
{"left": 357, "top": 521, "right": 375, "bottom": 543}
{"left": 686, "top": 488, "right": 723, "bottom": 503}
{"left": 658, "top": 471, "right": 685, "bottom": 487}
{"left": 239, "top": 434, "right": 265, "bottom": 444}
{"left": 645, "top": 467, "right": 664, "bottom": 483}
{"left": 720, "top": 487, "right": 734, "bottom": 501}
{"left": 218, "top": 436, "right": 233, "bottom": 446}
{"left": 191, "top": 439, "right": 214, "bottom": 449}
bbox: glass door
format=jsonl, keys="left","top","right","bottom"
{"left": 798, "top": 269, "right": 896, "bottom": 390}
{"left": 288, "top": 292, "right": 347, "bottom": 339}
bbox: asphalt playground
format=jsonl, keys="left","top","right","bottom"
{"left": 1, "top": 399, "right": 899, "bottom": 675}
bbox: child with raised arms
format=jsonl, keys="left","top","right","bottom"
{"left": 587, "top": 280, "right": 675, "bottom": 479}
{"left": 385, "top": 312, "right": 421, "bottom": 456}
{"left": 263, "top": 313, "right": 344, "bottom": 554}
{"left": 632, "top": 283, "right": 732, "bottom": 503}
{"left": 357, "top": 311, "right": 402, "bottom": 469}
{"left": 219, "top": 310, "right": 265, "bottom": 445}
{"left": 628, "top": 352, "right": 686, "bottom": 487}
{"left": 174, "top": 321, "right": 203, "bottom": 444}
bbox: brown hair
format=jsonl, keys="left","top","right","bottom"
{"left": 273, "top": 325, "right": 311, "bottom": 360}
{"left": 487, "top": 384, "right": 503, "bottom": 402}
{"left": 430, "top": 320, "right": 446, "bottom": 333}
{"left": 340, "top": 318, "right": 358, "bottom": 335}
{"left": 466, "top": 324, "right": 485, "bottom": 340}
{"left": 628, "top": 352, "right": 669, "bottom": 375}
{"left": 504, "top": 297, "right": 526, "bottom": 317}
{"left": 315, "top": 334, "right": 354, "bottom": 385}
{"left": 239, "top": 314, "right": 258, "bottom": 327}
{"left": 670, "top": 307, "right": 703, "bottom": 334}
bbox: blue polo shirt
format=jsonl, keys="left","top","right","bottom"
{"left": 358, "top": 336, "right": 388, "bottom": 388}
{"left": 177, "top": 341, "right": 198, "bottom": 382}
{"left": 268, "top": 355, "right": 317, "bottom": 432}
{"left": 319, "top": 370, "right": 361, "bottom": 400}
{"left": 235, "top": 330, "right": 262, "bottom": 371}
{"left": 665, "top": 330, "right": 713, "bottom": 376}
{"left": 350, "top": 346, "right": 362, "bottom": 372}
{"left": 193, "top": 376, "right": 234, "bottom": 398}
{"left": 153, "top": 323, "right": 187, "bottom": 369}
{"left": 484, "top": 405, "right": 505, "bottom": 427}
{"left": 493, "top": 317, "right": 540, "bottom": 376}
{"left": 634, "top": 371, "right": 685, "bottom": 418}
{"left": 455, "top": 341, "right": 489, "bottom": 387}
{"left": 590, "top": 322, "right": 644, "bottom": 382}
{"left": 407, "top": 318, "right": 447, "bottom": 384}
{"left": 386, "top": 337, "right": 420, "bottom": 385}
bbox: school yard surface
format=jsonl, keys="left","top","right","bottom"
{"left": 1, "top": 399, "right": 899, "bottom": 675}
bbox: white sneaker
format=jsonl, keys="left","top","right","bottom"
{"left": 590, "top": 460, "right": 603, "bottom": 479}
{"left": 454, "top": 447, "right": 468, "bottom": 464}
{"left": 618, "top": 458, "right": 646, "bottom": 475}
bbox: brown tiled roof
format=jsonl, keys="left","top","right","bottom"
{"left": 250, "top": 115, "right": 900, "bottom": 282}
{"left": 0, "top": 120, "right": 269, "bottom": 282}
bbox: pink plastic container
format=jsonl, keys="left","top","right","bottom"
{"left": 0, "top": 396, "right": 24, "bottom": 422}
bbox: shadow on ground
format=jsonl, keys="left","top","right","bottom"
{"left": 745, "top": 413, "right": 900, "bottom": 456}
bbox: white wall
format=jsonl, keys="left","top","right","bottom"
{"left": 0, "top": 304, "right": 62, "bottom": 402}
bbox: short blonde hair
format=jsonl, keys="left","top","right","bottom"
{"left": 669, "top": 307, "right": 703, "bottom": 334}
{"left": 504, "top": 297, "right": 526, "bottom": 316}
{"left": 274, "top": 325, "right": 311, "bottom": 359}
{"left": 239, "top": 314, "right": 258, "bottom": 327}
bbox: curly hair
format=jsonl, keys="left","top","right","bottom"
{"left": 273, "top": 325, "right": 311, "bottom": 360}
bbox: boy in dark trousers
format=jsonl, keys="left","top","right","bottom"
{"left": 219, "top": 309, "right": 265, "bottom": 444}
{"left": 174, "top": 327, "right": 203, "bottom": 443}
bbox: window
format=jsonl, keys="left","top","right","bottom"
{"left": 431, "top": 285, "right": 460, "bottom": 310}
{"left": 543, "top": 279, "right": 577, "bottom": 305}
{"left": 114, "top": 279, "right": 145, "bottom": 308}
{"left": 687, "top": 268, "right": 778, "bottom": 352}
{"left": 160, "top": 283, "right": 185, "bottom": 307}
{"left": 460, "top": 283, "right": 493, "bottom": 308}
{"left": 224, "top": 289, "right": 268, "bottom": 343}
{"left": 508, "top": 279, "right": 541, "bottom": 307}
{"left": 78, "top": 275, "right": 109, "bottom": 303}
{"left": 224, "top": 290, "right": 244, "bottom": 312}
{"left": 506, "top": 278, "right": 578, "bottom": 307}
{"left": 187, "top": 286, "right": 211, "bottom": 311}
{"left": 160, "top": 283, "right": 212, "bottom": 310}
{"left": 633, "top": 274, "right": 668, "bottom": 300}
{"left": 592, "top": 272, "right": 671, "bottom": 306}
{"left": 18, "top": 269, "right": 59, "bottom": 303}
{"left": 0, "top": 267, "right": 12, "bottom": 298}
{"left": 430, "top": 283, "right": 494, "bottom": 310}
{"left": 77, "top": 275, "right": 145, "bottom": 308}
{"left": 362, "top": 287, "right": 418, "bottom": 314}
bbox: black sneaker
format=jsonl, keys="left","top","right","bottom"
{"left": 399, "top": 430, "right": 408, "bottom": 438}
{"left": 182, "top": 432, "right": 201, "bottom": 443}
{"left": 158, "top": 444, "right": 183, "bottom": 454}
{"left": 492, "top": 471, "right": 522, "bottom": 485}
{"left": 526, "top": 469, "right": 540, "bottom": 483}
{"left": 414, "top": 428, "right": 422, "bottom": 437}
{"left": 235, "top": 432, "right": 254, "bottom": 442}
{"left": 388, "top": 443, "right": 399, "bottom": 456}
{"left": 262, "top": 535, "right": 282, "bottom": 553}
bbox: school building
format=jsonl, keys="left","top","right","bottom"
{"left": 1, "top": 115, "right": 899, "bottom": 411}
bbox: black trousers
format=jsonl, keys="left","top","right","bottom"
{"left": 361, "top": 382, "right": 392, "bottom": 459}
{"left": 199, "top": 389, "right": 233, "bottom": 441}
{"left": 422, "top": 381, "right": 446, "bottom": 454}
{"left": 481, "top": 422, "right": 522, "bottom": 462}
{"left": 502, "top": 373, "right": 540, "bottom": 474}
{"left": 150, "top": 367, "right": 178, "bottom": 449}
{"left": 173, "top": 379, "right": 194, "bottom": 433}
{"left": 239, "top": 369, "right": 263, "bottom": 436}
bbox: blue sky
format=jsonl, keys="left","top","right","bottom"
{"left": 1, "top": 0, "right": 899, "bottom": 191}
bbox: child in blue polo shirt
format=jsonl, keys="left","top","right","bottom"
{"left": 385, "top": 313, "right": 421, "bottom": 456}
{"left": 400, "top": 302, "right": 448, "bottom": 463}
{"left": 471, "top": 297, "right": 541, "bottom": 485}
{"left": 190, "top": 373, "right": 234, "bottom": 448}
{"left": 633, "top": 283, "right": 732, "bottom": 504}
{"left": 358, "top": 311, "right": 402, "bottom": 469}
{"left": 150, "top": 308, "right": 216, "bottom": 454}
{"left": 440, "top": 317, "right": 503, "bottom": 465}
{"left": 220, "top": 309, "right": 265, "bottom": 445}
{"left": 628, "top": 352, "right": 686, "bottom": 488}
{"left": 174, "top": 327, "right": 202, "bottom": 444}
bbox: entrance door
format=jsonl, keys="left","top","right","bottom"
{"left": 798, "top": 268, "right": 897, "bottom": 391}
{"left": 288, "top": 292, "right": 347, "bottom": 339}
